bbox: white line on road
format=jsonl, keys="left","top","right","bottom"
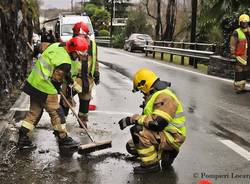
{"left": 101, "top": 48, "right": 250, "bottom": 87}
{"left": 220, "top": 140, "right": 250, "bottom": 161}
{"left": 89, "top": 110, "right": 133, "bottom": 116}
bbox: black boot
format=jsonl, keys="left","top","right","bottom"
{"left": 161, "top": 150, "right": 178, "bottom": 170}
{"left": 17, "top": 127, "right": 36, "bottom": 150}
{"left": 134, "top": 162, "right": 161, "bottom": 174}
{"left": 58, "top": 135, "right": 79, "bottom": 150}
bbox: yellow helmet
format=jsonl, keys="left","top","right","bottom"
{"left": 239, "top": 14, "right": 249, "bottom": 24}
{"left": 133, "top": 68, "right": 158, "bottom": 94}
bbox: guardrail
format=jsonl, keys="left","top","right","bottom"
{"left": 95, "top": 36, "right": 111, "bottom": 47}
{"left": 144, "top": 41, "right": 217, "bottom": 68}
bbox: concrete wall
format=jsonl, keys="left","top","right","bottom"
{"left": 207, "top": 56, "right": 234, "bottom": 79}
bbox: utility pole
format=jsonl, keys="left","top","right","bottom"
{"left": 189, "top": 0, "right": 197, "bottom": 67}
{"left": 110, "top": 0, "right": 114, "bottom": 47}
{"left": 71, "top": 0, "right": 74, "bottom": 12}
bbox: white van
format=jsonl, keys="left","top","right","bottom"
{"left": 54, "top": 13, "right": 95, "bottom": 42}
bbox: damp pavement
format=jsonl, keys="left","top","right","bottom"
{"left": 0, "top": 47, "right": 250, "bottom": 184}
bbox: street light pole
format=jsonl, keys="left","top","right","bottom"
{"left": 110, "top": 0, "right": 114, "bottom": 47}
{"left": 189, "top": 0, "right": 197, "bottom": 67}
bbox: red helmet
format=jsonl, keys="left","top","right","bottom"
{"left": 66, "top": 37, "right": 89, "bottom": 55}
{"left": 72, "top": 21, "right": 89, "bottom": 36}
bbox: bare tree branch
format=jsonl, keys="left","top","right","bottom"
{"left": 142, "top": 0, "right": 157, "bottom": 20}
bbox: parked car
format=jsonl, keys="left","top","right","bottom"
{"left": 124, "top": 33, "right": 153, "bottom": 52}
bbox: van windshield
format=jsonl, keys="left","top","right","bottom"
{"left": 61, "top": 23, "right": 94, "bottom": 36}
{"left": 61, "top": 24, "right": 74, "bottom": 36}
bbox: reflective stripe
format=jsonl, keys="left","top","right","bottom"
{"left": 164, "top": 131, "right": 180, "bottom": 150}
{"left": 234, "top": 80, "right": 246, "bottom": 85}
{"left": 140, "top": 152, "right": 158, "bottom": 163}
{"left": 39, "top": 56, "right": 53, "bottom": 73}
{"left": 61, "top": 123, "right": 67, "bottom": 131}
{"left": 78, "top": 112, "right": 88, "bottom": 117}
{"left": 236, "top": 56, "right": 247, "bottom": 65}
{"left": 137, "top": 115, "right": 146, "bottom": 125}
{"left": 153, "top": 109, "right": 172, "bottom": 122}
{"left": 169, "top": 121, "right": 185, "bottom": 128}
{"left": 33, "top": 65, "right": 50, "bottom": 80}
{"left": 174, "top": 112, "right": 185, "bottom": 118}
{"left": 53, "top": 124, "right": 63, "bottom": 131}
{"left": 137, "top": 145, "right": 155, "bottom": 155}
{"left": 91, "top": 40, "right": 97, "bottom": 76}
{"left": 22, "top": 121, "right": 35, "bottom": 131}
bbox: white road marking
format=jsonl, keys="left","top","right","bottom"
{"left": 89, "top": 110, "right": 133, "bottom": 116}
{"left": 101, "top": 47, "right": 250, "bottom": 87}
{"left": 220, "top": 140, "right": 250, "bottom": 161}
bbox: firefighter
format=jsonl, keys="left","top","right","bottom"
{"left": 118, "top": 68, "right": 186, "bottom": 174}
{"left": 60, "top": 21, "right": 99, "bottom": 128}
{"left": 17, "top": 37, "right": 89, "bottom": 150}
{"left": 230, "top": 14, "right": 250, "bottom": 94}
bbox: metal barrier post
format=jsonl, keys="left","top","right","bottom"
{"left": 153, "top": 42, "right": 156, "bottom": 58}
{"left": 170, "top": 41, "right": 173, "bottom": 62}
{"left": 161, "top": 52, "right": 164, "bottom": 60}
{"left": 181, "top": 42, "right": 185, "bottom": 65}
{"left": 193, "top": 43, "right": 198, "bottom": 68}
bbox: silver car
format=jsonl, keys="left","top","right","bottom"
{"left": 124, "top": 33, "right": 153, "bottom": 52}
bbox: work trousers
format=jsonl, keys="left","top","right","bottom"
{"left": 128, "top": 125, "right": 185, "bottom": 165}
{"left": 234, "top": 62, "right": 248, "bottom": 92}
{"left": 21, "top": 94, "right": 67, "bottom": 135}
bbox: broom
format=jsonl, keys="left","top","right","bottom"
{"left": 60, "top": 91, "right": 112, "bottom": 154}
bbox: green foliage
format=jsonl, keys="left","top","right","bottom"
{"left": 83, "top": 4, "right": 110, "bottom": 30}
{"left": 84, "top": 4, "right": 98, "bottom": 17}
{"left": 27, "top": 0, "right": 40, "bottom": 21}
{"left": 92, "top": 8, "right": 110, "bottom": 30}
{"left": 89, "top": 0, "right": 104, "bottom": 7}
{"left": 125, "top": 11, "right": 153, "bottom": 37}
{"left": 197, "top": 0, "right": 250, "bottom": 45}
{"left": 112, "top": 31, "right": 125, "bottom": 48}
{"left": 98, "top": 29, "right": 110, "bottom": 36}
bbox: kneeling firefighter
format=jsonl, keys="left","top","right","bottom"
{"left": 17, "top": 37, "right": 89, "bottom": 150}
{"left": 118, "top": 68, "right": 186, "bottom": 174}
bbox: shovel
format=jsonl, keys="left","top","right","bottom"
{"left": 60, "top": 91, "right": 112, "bottom": 154}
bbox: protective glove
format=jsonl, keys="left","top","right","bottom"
{"left": 118, "top": 117, "right": 134, "bottom": 130}
{"left": 72, "top": 80, "right": 82, "bottom": 93}
{"left": 93, "top": 71, "right": 100, "bottom": 85}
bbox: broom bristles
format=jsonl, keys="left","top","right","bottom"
{"left": 78, "top": 140, "right": 112, "bottom": 154}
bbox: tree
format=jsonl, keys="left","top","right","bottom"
{"left": 141, "top": 0, "right": 177, "bottom": 40}
{"left": 196, "top": 0, "right": 250, "bottom": 55}
{"left": 82, "top": 4, "right": 110, "bottom": 30}
{"left": 92, "top": 7, "right": 110, "bottom": 30}
{"left": 142, "top": 0, "right": 162, "bottom": 40}
{"left": 125, "top": 10, "right": 152, "bottom": 37}
{"left": 162, "top": 0, "right": 177, "bottom": 41}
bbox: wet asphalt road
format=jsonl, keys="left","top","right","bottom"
{"left": 1, "top": 47, "right": 250, "bottom": 184}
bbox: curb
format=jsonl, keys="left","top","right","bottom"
{"left": 0, "top": 92, "right": 29, "bottom": 147}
